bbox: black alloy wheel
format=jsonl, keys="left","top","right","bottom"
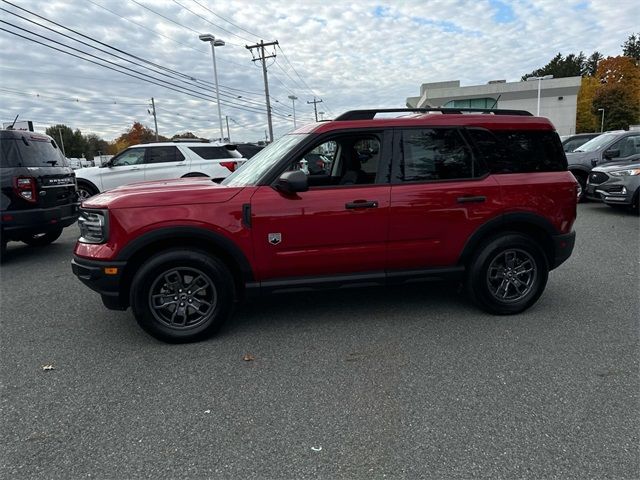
{"left": 149, "top": 267, "right": 217, "bottom": 329}
{"left": 130, "top": 249, "right": 234, "bottom": 343}
{"left": 467, "top": 233, "right": 549, "bottom": 315}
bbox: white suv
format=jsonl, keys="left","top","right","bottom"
{"left": 75, "top": 141, "right": 246, "bottom": 199}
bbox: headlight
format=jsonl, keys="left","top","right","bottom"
{"left": 610, "top": 169, "right": 640, "bottom": 177}
{"left": 78, "top": 209, "right": 108, "bottom": 244}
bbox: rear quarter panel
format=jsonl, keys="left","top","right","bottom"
{"left": 494, "top": 172, "right": 578, "bottom": 233}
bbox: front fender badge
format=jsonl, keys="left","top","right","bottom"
{"left": 268, "top": 233, "right": 282, "bottom": 245}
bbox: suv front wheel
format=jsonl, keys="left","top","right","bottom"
{"left": 466, "top": 233, "right": 549, "bottom": 315}
{"left": 130, "top": 249, "right": 234, "bottom": 343}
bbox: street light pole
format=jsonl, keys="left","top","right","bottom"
{"left": 199, "top": 33, "right": 225, "bottom": 142}
{"left": 598, "top": 108, "right": 605, "bottom": 132}
{"left": 526, "top": 74, "right": 553, "bottom": 116}
{"left": 288, "top": 95, "right": 298, "bottom": 128}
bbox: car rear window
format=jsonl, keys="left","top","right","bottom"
{"left": 466, "top": 128, "right": 566, "bottom": 173}
{"left": 188, "top": 146, "right": 236, "bottom": 159}
{"left": 0, "top": 135, "right": 69, "bottom": 168}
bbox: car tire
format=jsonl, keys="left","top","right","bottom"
{"left": 21, "top": 227, "right": 63, "bottom": 247}
{"left": 571, "top": 171, "right": 587, "bottom": 202}
{"left": 77, "top": 181, "right": 98, "bottom": 200}
{"left": 466, "top": 233, "right": 549, "bottom": 315}
{"left": 129, "top": 249, "right": 234, "bottom": 343}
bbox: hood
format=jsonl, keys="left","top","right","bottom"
{"left": 82, "top": 177, "right": 243, "bottom": 209}
{"left": 565, "top": 150, "right": 591, "bottom": 164}
{"left": 592, "top": 160, "right": 640, "bottom": 173}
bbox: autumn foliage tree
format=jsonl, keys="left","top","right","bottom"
{"left": 107, "top": 122, "right": 168, "bottom": 154}
{"left": 591, "top": 56, "right": 640, "bottom": 131}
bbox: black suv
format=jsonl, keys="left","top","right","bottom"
{"left": 1, "top": 129, "right": 79, "bottom": 257}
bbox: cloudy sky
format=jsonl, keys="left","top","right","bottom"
{"left": 0, "top": 0, "right": 637, "bottom": 143}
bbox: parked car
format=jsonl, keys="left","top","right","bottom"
{"left": 75, "top": 141, "right": 246, "bottom": 199}
{"left": 585, "top": 160, "right": 640, "bottom": 212}
{"left": 567, "top": 130, "right": 640, "bottom": 198}
{"left": 234, "top": 143, "right": 264, "bottom": 159}
{"left": 72, "top": 107, "right": 578, "bottom": 343}
{"left": 561, "top": 133, "right": 600, "bottom": 153}
{"left": 1, "top": 129, "right": 78, "bottom": 257}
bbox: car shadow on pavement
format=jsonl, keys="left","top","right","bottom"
{"left": 227, "top": 281, "right": 470, "bottom": 334}
{"left": 1, "top": 241, "right": 73, "bottom": 266}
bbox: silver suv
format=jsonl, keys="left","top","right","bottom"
{"left": 75, "top": 141, "right": 246, "bottom": 199}
{"left": 566, "top": 131, "right": 640, "bottom": 199}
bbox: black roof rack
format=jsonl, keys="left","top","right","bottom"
{"left": 334, "top": 108, "right": 533, "bottom": 121}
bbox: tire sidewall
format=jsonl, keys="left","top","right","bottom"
{"left": 21, "top": 227, "right": 63, "bottom": 246}
{"left": 130, "top": 250, "right": 234, "bottom": 343}
{"left": 468, "top": 233, "right": 549, "bottom": 315}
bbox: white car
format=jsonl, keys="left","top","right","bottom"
{"left": 75, "top": 141, "right": 246, "bottom": 199}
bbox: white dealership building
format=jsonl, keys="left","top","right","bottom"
{"left": 406, "top": 77, "right": 582, "bottom": 136}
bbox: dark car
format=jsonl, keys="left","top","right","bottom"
{"left": 72, "top": 107, "right": 578, "bottom": 343}
{"left": 1, "top": 129, "right": 79, "bottom": 257}
{"left": 566, "top": 131, "right": 640, "bottom": 198}
{"left": 561, "top": 133, "right": 600, "bottom": 153}
{"left": 586, "top": 160, "right": 640, "bottom": 212}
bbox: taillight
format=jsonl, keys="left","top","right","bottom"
{"left": 13, "top": 176, "right": 37, "bottom": 203}
{"left": 220, "top": 161, "right": 237, "bottom": 172}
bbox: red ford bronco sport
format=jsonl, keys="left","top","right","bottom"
{"left": 72, "top": 108, "right": 578, "bottom": 342}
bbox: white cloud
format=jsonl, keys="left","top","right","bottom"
{"left": 0, "top": 0, "right": 637, "bottom": 142}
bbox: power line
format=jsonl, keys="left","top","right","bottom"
{"left": 170, "top": 0, "right": 249, "bottom": 45}
{"left": 0, "top": 24, "right": 290, "bottom": 119}
{"left": 190, "top": 0, "right": 265, "bottom": 41}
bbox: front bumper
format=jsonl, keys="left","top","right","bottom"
{"left": 586, "top": 177, "right": 637, "bottom": 206}
{"left": 1, "top": 203, "right": 79, "bottom": 239}
{"left": 551, "top": 231, "right": 576, "bottom": 270}
{"left": 71, "top": 255, "right": 128, "bottom": 310}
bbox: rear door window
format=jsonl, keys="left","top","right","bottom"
{"left": 145, "top": 146, "right": 185, "bottom": 164}
{"left": 398, "top": 128, "right": 485, "bottom": 182}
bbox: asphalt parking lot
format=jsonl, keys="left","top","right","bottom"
{"left": 1, "top": 202, "right": 638, "bottom": 479}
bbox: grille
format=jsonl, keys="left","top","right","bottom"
{"left": 589, "top": 171, "right": 609, "bottom": 185}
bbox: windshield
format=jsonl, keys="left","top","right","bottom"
{"left": 574, "top": 133, "right": 618, "bottom": 153}
{"left": 0, "top": 135, "right": 68, "bottom": 167}
{"left": 222, "top": 134, "right": 308, "bottom": 186}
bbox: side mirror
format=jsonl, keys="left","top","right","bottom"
{"left": 275, "top": 170, "right": 308, "bottom": 194}
{"left": 603, "top": 149, "right": 620, "bottom": 160}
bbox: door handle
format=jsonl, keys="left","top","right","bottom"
{"left": 130, "top": 167, "right": 141, "bottom": 170}
{"left": 456, "top": 195, "right": 486, "bottom": 204}
{"left": 345, "top": 200, "right": 378, "bottom": 209}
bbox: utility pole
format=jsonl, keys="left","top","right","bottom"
{"left": 307, "top": 97, "right": 323, "bottom": 122}
{"left": 246, "top": 40, "right": 278, "bottom": 142}
{"left": 150, "top": 97, "right": 159, "bottom": 141}
{"left": 225, "top": 116, "right": 231, "bottom": 142}
{"left": 57, "top": 128, "right": 66, "bottom": 157}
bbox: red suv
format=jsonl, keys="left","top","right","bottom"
{"left": 72, "top": 108, "right": 578, "bottom": 342}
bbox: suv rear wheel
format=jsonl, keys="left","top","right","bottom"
{"left": 466, "top": 233, "right": 549, "bottom": 315}
{"left": 21, "top": 227, "right": 63, "bottom": 247}
{"left": 130, "top": 249, "right": 234, "bottom": 343}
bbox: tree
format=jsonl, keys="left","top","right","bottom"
{"left": 112, "top": 122, "right": 168, "bottom": 151}
{"left": 45, "top": 124, "right": 86, "bottom": 158}
{"left": 84, "top": 134, "right": 109, "bottom": 161}
{"left": 171, "top": 132, "right": 199, "bottom": 140}
{"left": 583, "top": 51, "right": 603, "bottom": 77}
{"left": 576, "top": 76, "right": 600, "bottom": 132}
{"left": 521, "top": 52, "right": 585, "bottom": 80}
{"left": 592, "top": 56, "right": 640, "bottom": 130}
{"left": 622, "top": 33, "right": 640, "bottom": 63}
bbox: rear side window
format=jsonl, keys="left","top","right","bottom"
{"left": 145, "top": 146, "right": 185, "bottom": 164}
{"left": 399, "top": 128, "right": 486, "bottom": 182}
{"left": 188, "top": 146, "right": 233, "bottom": 160}
{"left": 0, "top": 136, "right": 68, "bottom": 168}
{"left": 466, "top": 128, "right": 566, "bottom": 173}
